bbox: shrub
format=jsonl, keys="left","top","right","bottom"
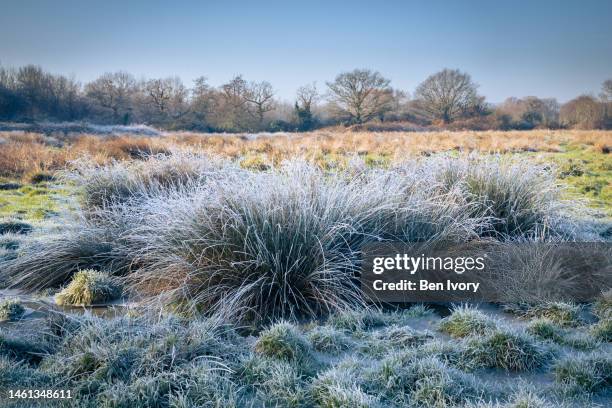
{"left": 0, "top": 298, "right": 25, "bottom": 321}
{"left": 463, "top": 329, "right": 552, "bottom": 371}
{"left": 254, "top": 322, "right": 311, "bottom": 364}
{"left": 438, "top": 305, "right": 497, "bottom": 338}
{"left": 307, "top": 326, "right": 353, "bottom": 354}
{"left": 55, "top": 270, "right": 122, "bottom": 306}
{"left": 554, "top": 354, "right": 612, "bottom": 393}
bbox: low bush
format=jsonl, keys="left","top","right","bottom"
{"left": 55, "top": 270, "right": 122, "bottom": 306}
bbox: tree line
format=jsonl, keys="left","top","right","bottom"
{"left": 1, "top": 64, "right": 610, "bottom": 131}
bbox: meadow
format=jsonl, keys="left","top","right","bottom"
{"left": 0, "top": 129, "right": 611, "bottom": 407}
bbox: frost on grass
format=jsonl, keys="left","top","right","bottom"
{"left": 462, "top": 328, "right": 553, "bottom": 371}
{"left": 310, "top": 365, "right": 379, "bottom": 408}
{"left": 0, "top": 298, "right": 25, "bottom": 321}
{"left": 505, "top": 302, "right": 581, "bottom": 327}
{"left": 307, "top": 326, "right": 354, "bottom": 354}
{"left": 55, "top": 269, "right": 122, "bottom": 306}
{"left": 438, "top": 305, "right": 497, "bottom": 338}
{"left": 554, "top": 353, "right": 612, "bottom": 394}
{"left": 589, "top": 318, "right": 612, "bottom": 342}
{"left": 253, "top": 321, "right": 312, "bottom": 366}
{"left": 367, "top": 351, "right": 484, "bottom": 407}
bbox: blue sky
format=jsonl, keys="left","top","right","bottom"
{"left": 1, "top": 0, "right": 611, "bottom": 102}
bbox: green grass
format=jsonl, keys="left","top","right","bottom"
{"left": 0, "top": 182, "right": 74, "bottom": 221}
{"left": 438, "top": 305, "right": 497, "bottom": 338}
{"left": 554, "top": 353, "right": 612, "bottom": 394}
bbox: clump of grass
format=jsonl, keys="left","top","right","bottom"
{"left": 0, "top": 355, "right": 55, "bottom": 389}
{"left": 507, "top": 302, "right": 581, "bottom": 327}
{"left": 526, "top": 318, "right": 564, "bottom": 342}
{"left": 438, "top": 305, "right": 497, "bottom": 338}
{"left": 561, "top": 332, "right": 599, "bottom": 350}
{"left": 554, "top": 353, "right": 612, "bottom": 394}
{"left": 28, "top": 172, "right": 55, "bottom": 184}
{"left": 592, "top": 289, "right": 612, "bottom": 319}
{"left": 310, "top": 365, "right": 379, "bottom": 408}
{"left": 254, "top": 322, "right": 311, "bottom": 364}
{"left": 307, "top": 326, "right": 353, "bottom": 354}
{"left": 463, "top": 329, "right": 552, "bottom": 371}
{"left": 525, "top": 302, "right": 581, "bottom": 326}
{"left": 0, "top": 220, "right": 32, "bottom": 235}
{"left": 362, "top": 325, "right": 433, "bottom": 357}
{"left": 589, "top": 318, "right": 612, "bottom": 342}
{"left": 369, "top": 351, "right": 483, "bottom": 407}
{"left": 55, "top": 270, "right": 122, "bottom": 306}
{"left": 241, "top": 355, "right": 307, "bottom": 407}
{"left": 0, "top": 298, "right": 25, "bottom": 321}
{"left": 326, "top": 309, "right": 388, "bottom": 332}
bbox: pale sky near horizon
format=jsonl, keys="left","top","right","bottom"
{"left": 0, "top": 0, "right": 611, "bottom": 103}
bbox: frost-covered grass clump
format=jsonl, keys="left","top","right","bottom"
{"left": 438, "top": 305, "right": 497, "bottom": 338}
{"left": 462, "top": 328, "right": 553, "bottom": 371}
{"left": 0, "top": 298, "right": 25, "bottom": 321}
{"left": 254, "top": 322, "right": 312, "bottom": 365}
{"left": 554, "top": 353, "right": 612, "bottom": 394}
{"left": 1, "top": 153, "right": 598, "bottom": 325}
{"left": 307, "top": 326, "right": 354, "bottom": 354}
{"left": 55, "top": 269, "right": 122, "bottom": 306}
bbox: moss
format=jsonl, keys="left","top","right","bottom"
{"left": 55, "top": 270, "right": 122, "bottom": 306}
{"left": 0, "top": 298, "right": 26, "bottom": 321}
{"left": 554, "top": 354, "right": 612, "bottom": 394}
{"left": 438, "top": 305, "right": 496, "bottom": 338}
{"left": 254, "top": 322, "right": 311, "bottom": 363}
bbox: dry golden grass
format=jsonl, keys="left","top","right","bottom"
{"left": 0, "top": 129, "right": 610, "bottom": 179}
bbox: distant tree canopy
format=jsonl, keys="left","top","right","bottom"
{"left": 326, "top": 69, "right": 393, "bottom": 124}
{"left": 0, "top": 64, "right": 609, "bottom": 131}
{"left": 413, "top": 69, "right": 483, "bottom": 124}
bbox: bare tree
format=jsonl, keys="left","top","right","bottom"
{"left": 414, "top": 69, "right": 481, "bottom": 123}
{"left": 560, "top": 95, "right": 605, "bottom": 129}
{"left": 295, "top": 83, "right": 319, "bottom": 130}
{"left": 85, "top": 71, "right": 136, "bottom": 122}
{"left": 326, "top": 69, "right": 393, "bottom": 124}
{"left": 244, "top": 80, "right": 275, "bottom": 126}
{"left": 145, "top": 77, "right": 187, "bottom": 117}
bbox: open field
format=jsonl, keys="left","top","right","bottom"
{"left": 0, "top": 129, "right": 611, "bottom": 407}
